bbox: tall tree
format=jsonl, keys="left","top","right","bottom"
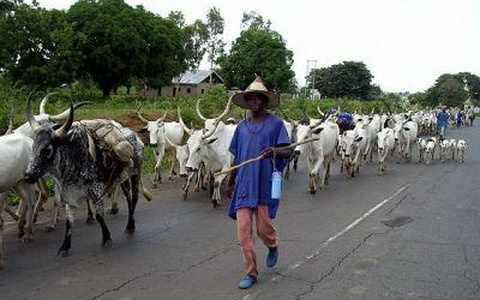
{"left": 205, "top": 7, "right": 225, "bottom": 83}
{"left": 310, "top": 61, "right": 374, "bottom": 99}
{"left": 218, "top": 12, "right": 295, "bottom": 92}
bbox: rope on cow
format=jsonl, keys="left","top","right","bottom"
{"left": 214, "top": 137, "right": 319, "bottom": 177}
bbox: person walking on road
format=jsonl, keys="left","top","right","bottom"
{"left": 437, "top": 107, "right": 449, "bottom": 139}
{"left": 226, "top": 76, "right": 291, "bottom": 290}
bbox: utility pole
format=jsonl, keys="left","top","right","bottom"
{"left": 305, "top": 59, "right": 317, "bottom": 99}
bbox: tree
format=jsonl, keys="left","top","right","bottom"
{"left": 67, "top": 0, "right": 187, "bottom": 96}
{"left": 205, "top": 7, "right": 225, "bottom": 83}
{"left": 0, "top": 3, "right": 81, "bottom": 87}
{"left": 309, "top": 61, "right": 374, "bottom": 99}
{"left": 218, "top": 12, "right": 295, "bottom": 92}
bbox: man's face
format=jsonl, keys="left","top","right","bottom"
{"left": 245, "top": 93, "right": 267, "bottom": 112}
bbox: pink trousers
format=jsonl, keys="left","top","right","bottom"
{"left": 236, "top": 206, "right": 278, "bottom": 277}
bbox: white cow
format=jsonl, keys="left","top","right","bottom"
{"left": 393, "top": 119, "right": 418, "bottom": 163}
{"left": 424, "top": 137, "right": 437, "bottom": 164}
{"left": 294, "top": 120, "right": 339, "bottom": 194}
{"left": 417, "top": 137, "right": 427, "bottom": 163}
{"left": 137, "top": 110, "right": 184, "bottom": 184}
{"left": 0, "top": 134, "right": 37, "bottom": 269}
{"left": 456, "top": 139, "right": 467, "bottom": 163}
{"left": 341, "top": 122, "right": 367, "bottom": 178}
{"left": 439, "top": 139, "right": 452, "bottom": 163}
{"left": 377, "top": 127, "right": 395, "bottom": 176}
{"left": 448, "top": 139, "right": 457, "bottom": 160}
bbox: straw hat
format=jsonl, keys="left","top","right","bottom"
{"left": 232, "top": 76, "right": 279, "bottom": 109}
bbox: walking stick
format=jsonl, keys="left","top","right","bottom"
{"left": 214, "top": 137, "right": 319, "bottom": 177}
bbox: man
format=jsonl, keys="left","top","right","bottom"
{"left": 226, "top": 76, "right": 291, "bottom": 289}
{"left": 436, "top": 107, "right": 449, "bottom": 139}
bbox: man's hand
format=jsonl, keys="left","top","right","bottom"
{"left": 261, "top": 147, "right": 275, "bottom": 158}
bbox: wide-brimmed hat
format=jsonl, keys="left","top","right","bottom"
{"left": 232, "top": 76, "right": 279, "bottom": 109}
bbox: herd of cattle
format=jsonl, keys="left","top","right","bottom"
{"left": 0, "top": 94, "right": 471, "bottom": 269}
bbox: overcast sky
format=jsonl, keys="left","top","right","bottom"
{"left": 36, "top": 0, "right": 480, "bottom": 93}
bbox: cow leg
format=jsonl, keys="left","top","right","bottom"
{"left": 85, "top": 199, "right": 96, "bottom": 224}
{"left": 293, "top": 154, "right": 299, "bottom": 171}
{"left": 308, "top": 173, "right": 317, "bottom": 194}
{"left": 15, "top": 182, "right": 35, "bottom": 242}
{"left": 182, "top": 173, "right": 195, "bottom": 200}
{"left": 58, "top": 204, "right": 74, "bottom": 257}
{"left": 123, "top": 175, "right": 139, "bottom": 234}
{"left": 168, "top": 154, "right": 176, "bottom": 180}
{"left": 153, "top": 149, "right": 164, "bottom": 184}
{"left": 95, "top": 203, "right": 112, "bottom": 249}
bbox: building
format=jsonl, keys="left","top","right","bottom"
{"left": 464, "top": 97, "right": 474, "bottom": 110}
{"left": 160, "top": 70, "right": 224, "bottom": 97}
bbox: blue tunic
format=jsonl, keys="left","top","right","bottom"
{"left": 228, "top": 115, "right": 290, "bottom": 220}
{"left": 437, "top": 111, "right": 449, "bottom": 130}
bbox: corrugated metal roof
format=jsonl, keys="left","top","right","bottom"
{"left": 173, "top": 70, "right": 224, "bottom": 84}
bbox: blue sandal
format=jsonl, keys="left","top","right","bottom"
{"left": 266, "top": 248, "right": 278, "bottom": 268}
{"left": 238, "top": 275, "right": 257, "bottom": 289}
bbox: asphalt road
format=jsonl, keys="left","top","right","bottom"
{"left": 1, "top": 123, "right": 479, "bottom": 300}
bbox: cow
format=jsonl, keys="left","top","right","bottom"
{"left": 424, "top": 137, "right": 437, "bottom": 164}
{"left": 340, "top": 127, "right": 367, "bottom": 178}
{"left": 294, "top": 118, "right": 339, "bottom": 194}
{"left": 393, "top": 119, "right": 418, "bottom": 163}
{"left": 448, "top": 139, "right": 457, "bottom": 160}
{"left": 0, "top": 133, "right": 37, "bottom": 269}
{"left": 438, "top": 138, "right": 452, "bottom": 163}
{"left": 24, "top": 97, "right": 142, "bottom": 257}
{"left": 417, "top": 137, "right": 427, "bottom": 163}
{"left": 377, "top": 127, "right": 395, "bottom": 176}
{"left": 184, "top": 98, "right": 235, "bottom": 207}
{"left": 456, "top": 139, "right": 467, "bottom": 163}
{"left": 137, "top": 110, "right": 184, "bottom": 185}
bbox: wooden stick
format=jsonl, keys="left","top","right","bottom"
{"left": 214, "top": 137, "right": 319, "bottom": 177}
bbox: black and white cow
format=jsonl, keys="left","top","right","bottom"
{"left": 24, "top": 97, "right": 142, "bottom": 257}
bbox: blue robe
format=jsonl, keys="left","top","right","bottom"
{"left": 228, "top": 115, "right": 290, "bottom": 220}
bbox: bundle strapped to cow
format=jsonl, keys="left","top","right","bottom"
{"left": 79, "top": 120, "right": 134, "bottom": 193}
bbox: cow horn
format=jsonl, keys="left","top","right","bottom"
{"left": 178, "top": 107, "right": 192, "bottom": 136}
{"left": 280, "top": 108, "right": 292, "bottom": 122}
{"left": 4, "top": 113, "right": 14, "bottom": 135}
{"left": 26, "top": 90, "right": 41, "bottom": 134}
{"left": 317, "top": 106, "right": 325, "bottom": 117}
{"left": 48, "top": 101, "right": 94, "bottom": 122}
{"left": 215, "top": 95, "right": 233, "bottom": 122}
{"left": 156, "top": 111, "right": 168, "bottom": 123}
{"left": 196, "top": 98, "right": 208, "bottom": 121}
{"left": 137, "top": 109, "right": 149, "bottom": 124}
{"left": 53, "top": 100, "right": 74, "bottom": 140}
{"left": 39, "top": 92, "right": 58, "bottom": 115}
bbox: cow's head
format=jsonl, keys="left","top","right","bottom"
{"left": 24, "top": 94, "right": 75, "bottom": 184}
{"left": 138, "top": 110, "right": 167, "bottom": 146}
{"left": 294, "top": 124, "right": 310, "bottom": 156}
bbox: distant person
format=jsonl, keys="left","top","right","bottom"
{"left": 226, "top": 76, "right": 291, "bottom": 289}
{"left": 436, "top": 107, "right": 449, "bottom": 139}
{"left": 455, "top": 110, "right": 463, "bottom": 127}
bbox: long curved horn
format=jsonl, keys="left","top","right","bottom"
{"left": 4, "top": 114, "right": 14, "bottom": 135}
{"left": 196, "top": 98, "right": 208, "bottom": 121}
{"left": 317, "top": 106, "right": 325, "bottom": 117}
{"left": 155, "top": 111, "right": 168, "bottom": 123}
{"left": 53, "top": 100, "right": 74, "bottom": 140}
{"left": 137, "top": 109, "right": 150, "bottom": 124}
{"left": 26, "top": 90, "right": 41, "bottom": 134}
{"left": 178, "top": 107, "right": 192, "bottom": 136}
{"left": 370, "top": 107, "right": 375, "bottom": 115}
{"left": 280, "top": 108, "right": 292, "bottom": 122}
{"left": 215, "top": 95, "right": 233, "bottom": 121}
{"left": 39, "top": 92, "right": 58, "bottom": 114}
{"left": 48, "top": 101, "right": 94, "bottom": 122}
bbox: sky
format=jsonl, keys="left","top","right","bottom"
{"left": 35, "top": 0, "right": 480, "bottom": 93}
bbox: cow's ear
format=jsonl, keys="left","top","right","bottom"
{"left": 312, "top": 127, "right": 324, "bottom": 135}
{"left": 354, "top": 136, "right": 363, "bottom": 142}
{"left": 207, "top": 137, "right": 218, "bottom": 144}
{"left": 403, "top": 127, "right": 410, "bottom": 131}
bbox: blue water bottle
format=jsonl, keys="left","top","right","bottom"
{"left": 271, "top": 171, "right": 283, "bottom": 199}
